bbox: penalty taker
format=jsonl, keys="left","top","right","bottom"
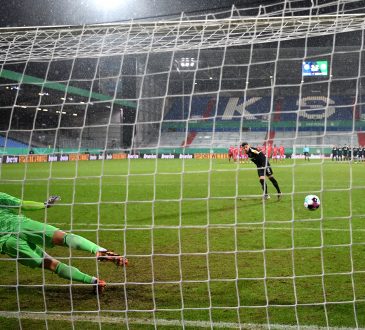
{"left": 0, "top": 192, "right": 128, "bottom": 294}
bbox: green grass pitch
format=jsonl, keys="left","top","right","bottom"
{"left": 1, "top": 158, "right": 365, "bottom": 329}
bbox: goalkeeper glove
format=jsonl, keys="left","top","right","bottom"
{"left": 45, "top": 195, "right": 61, "bottom": 208}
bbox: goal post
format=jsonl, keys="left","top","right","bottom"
{"left": 1, "top": 2, "right": 365, "bottom": 329}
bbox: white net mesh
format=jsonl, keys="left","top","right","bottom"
{"left": 0, "top": 3, "right": 364, "bottom": 61}
{"left": 1, "top": 1, "right": 365, "bottom": 329}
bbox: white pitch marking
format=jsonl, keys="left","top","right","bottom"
{"left": 0, "top": 312, "right": 362, "bottom": 330}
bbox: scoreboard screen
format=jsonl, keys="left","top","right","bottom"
{"left": 302, "top": 60, "right": 328, "bottom": 76}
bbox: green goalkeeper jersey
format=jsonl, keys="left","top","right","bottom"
{"left": 0, "top": 192, "right": 45, "bottom": 249}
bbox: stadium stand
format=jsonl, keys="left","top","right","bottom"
{"left": 160, "top": 94, "right": 364, "bottom": 149}
{"left": 0, "top": 135, "right": 29, "bottom": 148}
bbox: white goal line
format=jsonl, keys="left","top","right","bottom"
{"left": 0, "top": 311, "right": 363, "bottom": 330}
{"left": 52, "top": 223, "right": 365, "bottom": 233}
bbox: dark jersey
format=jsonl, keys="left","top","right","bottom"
{"left": 342, "top": 146, "right": 349, "bottom": 155}
{"left": 246, "top": 147, "right": 269, "bottom": 167}
{"left": 332, "top": 147, "right": 337, "bottom": 156}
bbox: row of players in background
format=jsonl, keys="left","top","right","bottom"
{"left": 332, "top": 145, "right": 365, "bottom": 162}
{"left": 228, "top": 144, "right": 285, "bottom": 163}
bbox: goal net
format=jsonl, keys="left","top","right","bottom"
{"left": 1, "top": 1, "right": 365, "bottom": 329}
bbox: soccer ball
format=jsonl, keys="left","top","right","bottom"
{"left": 304, "top": 195, "right": 320, "bottom": 211}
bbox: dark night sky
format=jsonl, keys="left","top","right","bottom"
{"left": 0, "top": 0, "right": 283, "bottom": 27}
{"left": 2, "top": 0, "right": 363, "bottom": 28}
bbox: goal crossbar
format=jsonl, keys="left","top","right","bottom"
{"left": 0, "top": 14, "right": 364, "bottom": 62}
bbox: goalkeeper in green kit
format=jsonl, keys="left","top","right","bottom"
{"left": 0, "top": 192, "right": 128, "bottom": 294}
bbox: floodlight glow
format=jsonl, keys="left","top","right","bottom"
{"left": 180, "top": 57, "right": 195, "bottom": 68}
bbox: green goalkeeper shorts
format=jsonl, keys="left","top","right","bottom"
{"left": 3, "top": 236, "right": 45, "bottom": 268}
{"left": 16, "top": 216, "right": 59, "bottom": 247}
{"left": 2, "top": 216, "right": 59, "bottom": 268}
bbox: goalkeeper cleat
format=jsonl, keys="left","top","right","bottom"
{"left": 277, "top": 193, "right": 282, "bottom": 201}
{"left": 96, "top": 250, "right": 128, "bottom": 267}
{"left": 44, "top": 195, "right": 61, "bottom": 208}
{"left": 263, "top": 194, "right": 270, "bottom": 200}
{"left": 93, "top": 278, "right": 106, "bottom": 295}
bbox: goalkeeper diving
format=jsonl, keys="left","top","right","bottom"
{"left": 0, "top": 192, "right": 128, "bottom": 294}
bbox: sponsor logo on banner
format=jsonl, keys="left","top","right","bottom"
{"left": 48, "top": 155, "right": 58, "bottom": 162}
{"left": 194, "top": 153, "right": 227, "bottom": 159}
{"left": 69, "top": 154, "right": 89, "bottom": 161}
{"left": 1, "top": 152, "right": 235, "bottom": 163}
{"left": 143, "top": 154, "right": 157, "bottom": 159}
{"left": 161, "top": 154, "right": 174, "bottom": 159}
{"left": 179, "top": 154, "right": 193, "bottom": 159}
{"left": 112, "top": 153, "right": 127, "bottom": 159}
{"left": 19, "top": 155, "right": 48, "bottom": 163}
{"left": 6, "top": 156, "right": 19, "bottom": 163}
{"left": 292, "top": 154, "right": 324, "bottom": 159}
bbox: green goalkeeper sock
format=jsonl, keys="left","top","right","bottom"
{"left": 63, "top": 233, "right": 105, "bottom": 254}
{"left": 55, "top": 262, "right": 94, "bottom": 284}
